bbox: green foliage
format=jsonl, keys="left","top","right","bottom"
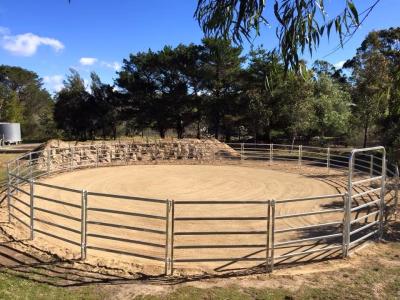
{"left": 0, "top": 65, "right": 55, "bottom": 141}
{"left": 2, "top": 91, "right": 24, "bottom": 123}
{"left": 312, "top": 74, "right": 351, "bottom": 137}
{"left": 195, "top": 0, "right": 371, "bottom": 72}
{"left": 345, "top": 28, "right": 397, "bottom": 148}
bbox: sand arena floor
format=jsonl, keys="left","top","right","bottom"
{"left": 12, "top": 164, "right": 346, "bottom": 274}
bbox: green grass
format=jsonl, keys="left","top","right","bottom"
{"left": 134, "top": 264, "right": 400, "bottom": 300}
{"left": 0, "top": 272, "right": 106, "bottom": 300}
{"left": 0, "top": 153, "right": 19, "bottom": 182}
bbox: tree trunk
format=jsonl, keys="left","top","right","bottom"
{"left": 363, "top": 123, "right": 368, "bottom": 148}
{"left": 196, "top": 120, "right": 201, "bottom": 139}
{"left": 159, "top": 128, "right": 166, "bottom": 139}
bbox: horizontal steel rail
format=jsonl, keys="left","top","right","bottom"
{"left": 350, "top": 199, "right": 380, "bottom": 212}
{"left": 274, "top": 244, "right": 342, "bottom": 259}
{"left": 352, "top": 176, "right": 383, "bottom": 186}
{"left": 35, "top": 228, "right": 80, "bottom": 246}
{"left": 9, "top": 185, "right": 30, "bottom": 196}
{"left": 276, "top": 193, "right": 344, "bottom": 204}
{"left": 87, "top": 191, "right": 167, "bottom": 204}
{"left": 174, "top": 200, "right": 269, "bottom": 205}
{"left": 351, "top": 188, "right": 381, "bottom": 198}
{"left": 174, "top": 257, "right": 266, "bottom": 263}
{"left": 174, "top": 216, "right": 268, "bottom": 221}
{"left": 275, "top": 208, "right": 343, "bottom": 219}
{"left": 349, "top": 230, "right": 378, "bottom": 246}
{"left": 10, "top": 212, "right": 30, "bottom": 228}
{"left": 349, "top": 220, "right": 379, "bottom": 236}
{"left": 34, "top": 194, "right": 81, "bottom": 209}
{"left": 86, "top": 245, "right": 165, "bottom": 261}
{"left": 174, "top": 230, "right": 268, "bottom": 235}
{"left": 8, "top": 173, "right": 29, "bottom": 182}
{"left": 34, "top": 181, "right": 82, "bottom": 193}
{"left": 35, "top": 207, "right": 81, "bottom": 222}
{"left": 350, "top": 210, "right": 379, "bottom": 224}
{"left": 10, "top": 194, "right": 30, "bottom": 208}
{"left": 274, "top": 233, "right": 342, "bottom": 247}
{"left": 87, "top": 221, "right": 165, "bottom": 235}
{"left": 87, "top": 207, "right": 166, "bottom": 220}
{"left": 34, "top": 217, "right": 81, "bottom": 234}
{"left": 10, "top": 203, "right": 30, "bottom": 218}
{"left": 87, "top": 233, "right": 165, "bottom": 248}
{"left": 275, "top": 221, "right": 342, "bottom": 234}
{"left": 174, "top": 244, "right": 266, "bottom": 249}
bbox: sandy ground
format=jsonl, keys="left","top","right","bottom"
{"left": 9, "top": 164, "right": 374, "bottom": 275}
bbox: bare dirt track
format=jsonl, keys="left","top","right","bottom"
{"left": 11, "top": 164, "right": 343, "bottom": 274}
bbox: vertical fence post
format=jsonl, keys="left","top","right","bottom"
{"left": 7, "top": 163, "right": 11, "bottom": 223}
{"left": 342, "top": 192, "right": 350, "bottom": 257}
{"left": 16, "top": 159, "right": 20, "bottom": 194}
{"left": 269, "top": 144, "right": 273, "bottom": 165}
{"left": 170, "top": 200, "right": 175, "bottom": 275}
{"left": 266, "top": 200, "right": 271, "bottom": 272}
{"left": 378, "top": 152, "right": 386, "bottom": 239}
{"left": 395, "top": 165, "right": 399, "bottom": 220}
{"left": 240, "top": 143, "right": 244, "bottom": 163}
{"left": 298, "top": 145, "right": 302, "bottom": 167}
{"left": 327, "top": 147, "right": 330, "bottom": 172}
{"left": 370, "top": 155, "right": 374, "bottom": 178}
{"left": 29, "top": 152, "right": 33, "bottom": 180}
{"left": 164, "top": 199, "right": 175, "bottom": 276}
{"left": 164, "top": 199, "right": 171, "bottom": 275}
{"left": 81, "top": 190, "right": 87, "bottom": 260}
{"left": 270, "top": 200, "right": 275, "bottom": 272}
{"left": 29, "top": 179, "right": 35, "bottom": 240}
{"left": 47, "top": 149, "right": 51, "bottom": 174}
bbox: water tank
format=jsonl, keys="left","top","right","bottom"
{"left": 0, "top": 123, "right": 22, "bottom": 144}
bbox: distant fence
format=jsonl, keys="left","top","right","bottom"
{"left": 5, "top": 143, "right": 399, "bottom": 275}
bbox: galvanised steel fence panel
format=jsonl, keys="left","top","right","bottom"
{"left": 4, "top": 143, "right": 399, "bottom": 276}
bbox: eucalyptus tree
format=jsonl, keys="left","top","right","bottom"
{"left": 344, "top": 28, "right": 399, "bottom": 148}
{"left": 195, "top": 0, "right": 380, "bottom": 72}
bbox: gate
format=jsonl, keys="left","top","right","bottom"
{"left": 343, "top": 146, "right": 386, "bottom": 256}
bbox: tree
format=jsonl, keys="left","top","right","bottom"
{"left": 2, "top": 91, "right": 24, "bottom": 123}
{"left": 275, "top": 69, "right": 315, "bottom": 144}
{"left": 195, "top": 0, "right": 380, "bottom": 72}
{"left": 54, "top": 69, "right": 94, "bottom": 140}
{"left": 312, "top": 74, "right": 351, "bottom": 137}
{"left": 0, "top": 65, "right": 54, "bottom": 140}
{"left": 90, "top": 73, "right": 121, "bottom": 139}
{"left": 344, "top": 28, "right": 399, "bottom": 148}
{"left": 200, "top": 38, "right": 244, "bottom": 139}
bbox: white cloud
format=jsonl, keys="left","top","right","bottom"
{"left": 79, "top": 57, "right": 98, "bottom": 66}
{"left": 334, "top": 60, "right": 346, "bottom": 69}
{"left": 0, "top": 28, "right": 64, "bottom": 56}
{"left": 43, "top": 75, "right": 64, "bottom": 92}
{"left": 101, "top": 61, "right": 121, "bottom": 71}
{"left": 0, "top": 26, "right": 10, "bottom": 35}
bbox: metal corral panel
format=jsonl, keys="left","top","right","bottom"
{"left": 0, "top": 122, "right": 22, "bottom": 143}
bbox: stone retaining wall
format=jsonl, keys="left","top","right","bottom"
{"left": 36, "top": 139, "right": 240, "bottom": 170}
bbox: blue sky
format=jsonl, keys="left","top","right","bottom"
{"left": 0, "top": 0, "right": 399, "bottom": 94}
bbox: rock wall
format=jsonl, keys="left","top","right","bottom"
{"left": 36, "top": 139, "right": 240, "bottom": 170}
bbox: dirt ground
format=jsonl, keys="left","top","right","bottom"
{"left": 8, "top": 161, "right": 389, "bottom": 277}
